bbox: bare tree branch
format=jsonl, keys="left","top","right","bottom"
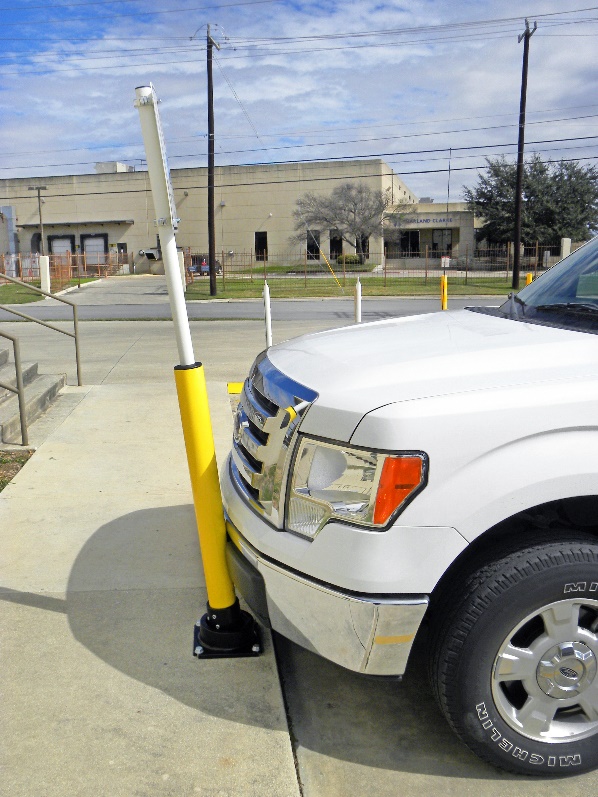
{"left": 292, "top": 182, "right": 394, "bottom": 257}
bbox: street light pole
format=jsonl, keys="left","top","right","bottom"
{"left": 28, "top": 186, "right": 47, "bottom": 256}
{"left": 207, "top": 24, "right": 220, "bottom": 297}
{"left": 512, "top": 19, "right": 537, "bottom": 290}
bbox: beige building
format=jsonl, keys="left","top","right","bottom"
{"left": 0, "top": 159, "right": 476, "bottom": 270}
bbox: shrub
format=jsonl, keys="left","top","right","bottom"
{"left": 336, "top": 254, "right": 362, "bottom": 265}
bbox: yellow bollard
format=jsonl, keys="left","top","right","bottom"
{"left": 174, "top": 363, "right": 236, "bottom": 610}
{"left": 136, "top": 84, "right": 260, "bottom": 659}
{"left": 176, "top": 363, "right": 261, "bottom": 658}
{"left": 526, "top": 272, "right": 533, "bottom": 285}
{"left": 441, "top": 274, "right": 448, "bottom": 310}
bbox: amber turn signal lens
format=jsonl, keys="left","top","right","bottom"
{"left": 373, "top": 456, "right": 424, "bottom": 525}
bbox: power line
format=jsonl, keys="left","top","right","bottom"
{"left": 3, "top": 130, "right": 598, "bottom": 173}
{"left": 4, "top": 23, "right": 598, "bottom": 75}
{"left": 4, "top": 102, "right": 598, "bottom": 158}
{"left": 214, "top": 54, "right": 261, "bottom": 141}
{"left": 4, "top": 4, "right": 598, "bottom": 28}
{"left": 2, "top": 155, "right": 598, "bottom": 202}
{"left": 2, "top": 25, "right": 598, "bottom": 75}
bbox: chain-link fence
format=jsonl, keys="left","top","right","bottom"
{"left": 0, "top": 252, "right": 133, "bottom": 294}
{"left": 0, "top": 243, "right": 583, "bottom": 300}
{"left": 183, "top": 244, "right": 578, "bottom": 298}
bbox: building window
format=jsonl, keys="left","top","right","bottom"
{"left": 432, "top": 229, "right": 452, "bottom": 254}
{"left": 306, "top": 230, "right": 320, "bottom": 260}
{"left": 255, "top": 231, "right": 268, "bottom": 262}
{"left": 329, "top": 229, "right": 343, "bottom": 260}
{"left": 385, "top": 230, "right": 420, "bottom": 258}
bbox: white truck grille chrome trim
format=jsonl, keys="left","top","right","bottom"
{"left": 231, "top": 352, "right": 317, "bottom": 528}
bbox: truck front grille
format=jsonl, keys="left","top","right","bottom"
{"left": 231, "top": 351, "right": 317, "bottom": 528}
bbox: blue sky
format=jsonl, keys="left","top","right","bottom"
{"left": 1, "top": 0, "right": 598, "bottom": 200}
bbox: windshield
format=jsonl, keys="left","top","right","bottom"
{"left": 516, "top": 237, "right": 598, "bottom": 309}
{"left": 469, "top": 237, "right": 598, "bottom": 333}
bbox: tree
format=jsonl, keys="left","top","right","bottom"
{"left": 292, "top": 182, "right": 396, "bottom": 259}
{"left": 463, "top": 155, "right": 598, "bottom": 245}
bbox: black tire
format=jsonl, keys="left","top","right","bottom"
{"left": 429, "top": 535, "right": 598, "bottom": 775}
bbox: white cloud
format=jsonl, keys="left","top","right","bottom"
{"left": 1, "top": 0, "right": 597, "bottom": 201}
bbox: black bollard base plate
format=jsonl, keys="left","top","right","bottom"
{"left": 193, "top": 608, "right": 262, "bottom": 659}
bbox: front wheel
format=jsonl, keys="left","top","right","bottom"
{"left": 430, "top": 536, "right": 598, "bottom": 775}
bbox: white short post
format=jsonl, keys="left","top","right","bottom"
{"left": 263, "top": 280, "right": 272, "bottom": 348}
{"left": 561, "top": 238, "right": 571, "bottom": 260}
{"left": 39, "top": 255, "right": 51, "bottom": 294}
{"left": 354, "top": 277, "right": 362, "bottom": 323}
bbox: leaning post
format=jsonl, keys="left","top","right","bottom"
{"left": 134, "top": 83, "right": 260, "bottom": 660}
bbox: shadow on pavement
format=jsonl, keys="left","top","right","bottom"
{"left": 65, "top": 506, "right": 288, "bottom": 734}
{"left": 52, "top": 504, "right": 596, "bottom": 785}
{"left": 273, "top": 630, "right": 589, "bottom": 785}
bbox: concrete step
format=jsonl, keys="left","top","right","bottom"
{"left": 0, "top": 360, "right": 39, "bottom": 402}
{"left": 0, "top": 348, "right": 9, "bottom": 368}
{"left": 0, "top": 373, "right": 67, "bottom": 443}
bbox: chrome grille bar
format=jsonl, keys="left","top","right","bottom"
{"left": 231, "top": 352, "right": 318, "bottom": 528}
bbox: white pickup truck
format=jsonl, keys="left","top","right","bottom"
{"left": 221, "top": 239, "right": 598, "bottom": 776}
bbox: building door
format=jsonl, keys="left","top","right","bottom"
{"left": 254, "top": 231, "right": 268, "bottom": 262}
{"left": 81, "top": 233, "right": 108, "bottom": 266}
{"left": 432, "top": 229, "right": 452, "bottom": 254}
{"left": 49, "top": 235, "right": 75, "bottom": 255}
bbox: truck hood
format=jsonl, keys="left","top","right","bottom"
{"left": 267, "top": 309, "right": 598, "bottom": 442}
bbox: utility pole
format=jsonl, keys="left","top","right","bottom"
{"left": 512, "top": 18, "right": 537, "bottom": 290}
{"left": 207, "top": 24, "right": 220, "bottom": 297}
{"left": 28, "top": 185, "right": 47, "bottom": 255}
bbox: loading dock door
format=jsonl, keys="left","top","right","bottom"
{"left": 49, "top": 236, "right": 74, "bottom": 255}
{"left": 82, "top": 234, "right": 108, "bottom": 265}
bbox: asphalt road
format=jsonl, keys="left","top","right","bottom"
{"left": 0, "top": 275, "right": 505, "bottom": 323}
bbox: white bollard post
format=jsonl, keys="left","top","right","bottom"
{"left": 39, "top": 255, "right": 51, "bottom": 295}
{"left": 354, "top": 277, "right": 362, "bottom": 323}
{"left": 263, "top": 280, "right": 272, "bottom": 348}
{"left": 561, "top": 237, "right": 572, "bottom": 260}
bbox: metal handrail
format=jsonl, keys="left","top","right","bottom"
{"left": 0, "top": 330, "right": 28, "bottom": 446}
{"left": 0, "top": 272, "right": 82, "bottom": 386}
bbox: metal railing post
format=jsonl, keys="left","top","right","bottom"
{"left": 0, "top": 331, "right": 29, "bottom": 446}
{"left": 12, "top": 337, "right": 28, "bottom": 446}
{"left": 0, "top": 272, "right": 82, "bottom": 386}
{"left": 73, "top": 305, "right": 82, "bottom": 386}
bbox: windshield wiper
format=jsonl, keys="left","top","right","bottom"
{"left": 535, "top": 302, "right": 598, "bottom": 314}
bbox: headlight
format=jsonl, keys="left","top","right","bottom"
{"left": 286, "top": 436, "right": 428, "bottom": 539}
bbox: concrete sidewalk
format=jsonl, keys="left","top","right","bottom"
{"left": 1, "top": 319, "right": 315, "bottom": 797}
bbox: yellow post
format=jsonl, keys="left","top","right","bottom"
{"left": 525, "top": 272, "right": 533, "bottom": 285}
{"left": 174, "top": 363, "right": 236, "bottom": 609}
{"left": 441, "top": 274, "right": 448, "bottom": 310}
{"left": 136, "top": 84, "right": 260, "bottom": 658}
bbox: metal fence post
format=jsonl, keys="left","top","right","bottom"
{"left": 465, "top": 244, "right": 469, "bottom": 284}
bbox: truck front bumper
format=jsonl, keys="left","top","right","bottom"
{"left": 226, "top": 521, "right": 428, "bottom": 677}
